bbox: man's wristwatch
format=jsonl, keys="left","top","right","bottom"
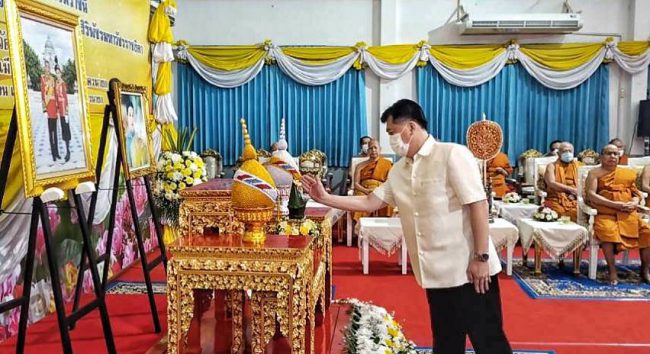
{"left": 474, "top": 252, "right": 489, "bottom": 262}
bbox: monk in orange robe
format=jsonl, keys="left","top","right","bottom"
{"left": 544, "top": 142, "right": 581, "bottom": 221}
{"left": 486, "top": 151, "right": 513, "bottom": 198}
{"left": 610, "top": 138, "right": 629, "bottom": 165}
{"left": 586, "top": 144, "right": 650, "bottom": 284}
{"left": 641, "top": 165, "right": 650, "bottom": 207}
{"left": 353, "top": 139, "right": 392, "bottom": 221}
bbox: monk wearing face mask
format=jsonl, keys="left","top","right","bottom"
{"left": 543, "top": 142, "right": 582, "bottom": 222}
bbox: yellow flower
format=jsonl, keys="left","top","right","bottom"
{"left": 196, "top": 159, "right": 204, "bottom": 168}
{"left": 182, "top": 168, "right": 192, "bottom": 176}
{"left": 193, "top": 172, "right": 202, "bottom": 179}
{"left": 185, "top": 177, "right": 194, "bottom": 185}
{"left": 384, "top": 339, "right": 394, "bottom": 347}
{"left": 387, "top": 326, "right": 399, "bottom": 337}
{"left": 173, "top": 162, "right": 183, "bottom": 170}
{"left": 300, "top": 222, "right": 310, "bottom": 236}
{"left": 185, "top": 159, "right": 192, "bottom": 167}
{"left": 179, "top": 182, "right": 186, "bottom": 190}
{"left": 384, "top": 350, "right": 392, "bottom": 354}
{"left": 166, "top": 172, "right": 174, "bottom": 180}
{"left": 169, "top": 182, "right": 177, "bottom": 191}
{"left": 165, "top": 165, "right": 173, "bottom": 172}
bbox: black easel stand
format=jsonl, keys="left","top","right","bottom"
{"left": 0, "top": 108, "right": 116, "bottom": 354}
{"left": 70, "top": 83, "right": 167, "bottom": 333}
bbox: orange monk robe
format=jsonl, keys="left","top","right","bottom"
{"left": 353, "top": 158, "right": 393, "bottom": 221}
{"left": 544, "top": 160, "right": 582, "bottom": 222}
{"left": 619, "top": 154, "right": 629, "bottom": 165}
{"left": 486, "top": 152, "right": 513, "bottom": 198}
{"left": 594, "top": 168, "right": 650, "bottom": 250}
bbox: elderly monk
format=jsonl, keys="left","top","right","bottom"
{"left": 353, "top": 139, "right": 392, "bottom": 221}
{"left": 544, "top": 142, "right": 581, "bottom": 221}
{"left": 586, "top": 144, "right": 650, "bottom": 284}
{"left": 486, "top": 151, "right": 513, "bottom": 198}
{"left": 609, "top": 138, "right": 629, "bottom": 165}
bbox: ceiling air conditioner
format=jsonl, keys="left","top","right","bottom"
{"left": 460, "top": 13, "right": 582, "bottom": 34}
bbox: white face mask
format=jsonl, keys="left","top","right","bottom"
{"left": 560, "top": 152, "right": 574, "bottom": 163}
{"left": 389, "top": 125, "right": 412, "bottom": 157}
{"left": 361, "top": 144, "right": 369, "bottom": 154}
{"left": 618, "top": 149, "right": 624, "bottom": 157}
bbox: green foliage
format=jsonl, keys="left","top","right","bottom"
{"left": 166, "top": 126, "right": 197, "bottom": 153}
{"left": 23, "top": 40, "right": 43, "bottom": 91}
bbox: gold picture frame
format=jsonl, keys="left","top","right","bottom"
{"left": 4, "top": 0, "right": 95, "bottom": 197}
{"left": 112, "top": 82, "right": 156, "bottom": 180}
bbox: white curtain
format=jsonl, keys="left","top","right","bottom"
{"left": 611, "top": 47, "right": 650, "bottom": 74}
{"left": 428, "top": 49, "right": 509, "bottom": 87}
{"left": 152, "top": 43, "right": 178, "bottom": 124}
{"left": 269, "top": 45, "right": 358, "bottom": 85}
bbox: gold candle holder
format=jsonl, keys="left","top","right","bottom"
{"left": 233, "top": 206, "right": 275, "bottom": 243}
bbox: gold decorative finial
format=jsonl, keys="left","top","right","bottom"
{"left": 240, "top": 118, "right": 257, "bottom": 161}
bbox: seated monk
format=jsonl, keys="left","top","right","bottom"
{"left": 586, "top": 144, "right": 650, "bottom": 284}
{"left": 609, "top": 138, "right": 629, "bottom": 165}
{"left": 543, "top": 142, "right": 581, "bottom": 221}
{"left": 353, "top": 139, "right": 392, "bottom": 222}
{"left": 486, "top": 151, "right": 513, "bottom": 198}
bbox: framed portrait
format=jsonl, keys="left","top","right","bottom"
{"left": 4, "top": 0, "right": 94, "bottom": 197}
{"left": 112, "top": 82, "right": 156, "bottom": 180}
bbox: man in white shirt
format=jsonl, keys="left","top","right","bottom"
{"left": 302, "top": 99, "right": 511, "bottom": 354}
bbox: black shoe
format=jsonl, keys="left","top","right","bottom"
{"left": 65, "top": 150, "right": 70, "bottom": 162}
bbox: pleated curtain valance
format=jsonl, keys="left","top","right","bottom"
{"left": 175, "top": 39, "right": 650, "bottom": 90}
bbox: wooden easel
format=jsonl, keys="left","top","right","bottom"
{"left": 0, "top": 108, "right": 116, "bottom": 354}
{"left": 69, "top": 82, "right": 167, "bottom": 333}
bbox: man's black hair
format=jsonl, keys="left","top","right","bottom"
{"left": 549, "top": 140, "right": 562, "bottom": 150}
{"left": 380, "top": 99, "right": 427, "bottom": 129}
{"left": 359, "top": 136, "right": 372, "bottom": 145}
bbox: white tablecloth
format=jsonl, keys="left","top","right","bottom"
{"left": 359, "top": 217, "right": 403, "bottom": 255}
{"left": 489, "top": 218, "right": 519, "bottom": 251}
{"left": 494, "top": 201, "right": 540, "bottom": 225}
{"left": 517, "top": 218, "right": 588, "bottom": 257}
{"left": 307, "top": 200, "right": 345, "bottom": 223}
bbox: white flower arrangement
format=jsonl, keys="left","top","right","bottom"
{"left": 533, "top": 207, "right": 559, "bottom": 222}
{"left": 502, "top": 192, "right": 522, "bottom": 204}
{"left": 338, "top": 298, "right": 416, "bottom": 354}
{"left": 153, "top": 150, "right": 207, "bottom": 225}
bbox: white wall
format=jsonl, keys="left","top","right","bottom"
{"left": 174, "top": 0, "right": 649, "bottom": 155}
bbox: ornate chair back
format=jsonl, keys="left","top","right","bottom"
{"left": 529, "top": 156, "right": 558, "bottom": 202}
{"left": 626, "top": 156, "right": 650, "bottom": 167}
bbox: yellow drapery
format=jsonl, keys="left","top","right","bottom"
{"left": 518, "top": 42, "right": 604, "bottom": 70}
{"left": 147, "top": 0, "right": 175, "bottom": 43}
{"left": 281, "top": 46, "right": 357, "bottom": 64}
{"left": 429, "top": 44, "right": 506, "bottom": 69}
{"left": 366, "top": 44, "right": 420, "bottom": 64}
{"left": 155, "top": 62, "right": 172, "bottom": 96}
{"left": 188, "top": 45, "right": 267, "bottom": 71}
{"left": 617, "top": 41, "right": 650, "bottom": 56}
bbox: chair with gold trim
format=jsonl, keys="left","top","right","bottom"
{"left": 528, "top": 156, "right": 558, "bottom": 205}
{"left": 578, "top": 149, "right": 599, "bottom": 166}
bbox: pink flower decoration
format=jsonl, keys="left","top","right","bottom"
{"left": 83, "top": 269, "right": 94, "bottom": 294}
{"left": 5, "top": 307, "right": 19, "bottom": 337}
{"left": 133, "top": 178, "right": 149, "bottom": 217}
{"left": 122, "top": 243, "right": 137, "bottom": 268}
{"left": 96, "top": 230, "right": 108, "bottom": 256}
{"left": 148, "top": 220, "right": 159, "bottom": 248}
{"left": 35, "top": 206, "right": 61, "bottom": 261}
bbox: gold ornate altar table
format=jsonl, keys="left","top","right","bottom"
{"left": 167, "top": 232, "right": 326, "bottom": 354}
{"left": 179, "top": 178, "right": 243, "bottom": 236}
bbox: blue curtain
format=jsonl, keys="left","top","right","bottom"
{"left": 417, "top": 64, "right": 610, "bottom": 159}
{"left": 177, "top": 64, "right": 367, "bottom": 167}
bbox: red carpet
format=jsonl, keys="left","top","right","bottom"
{"left": 3, "top": 244, "right": 650, "bottom": 353}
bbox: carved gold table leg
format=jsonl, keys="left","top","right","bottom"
{"left": 534, "top": 239, "right": 542, "bottom": 275}
{"left": 230, "top": 291, "right": 245, "bottom": 354}
{"left": 573, "top": 249, "right": 581, "bottom": 276}
{"left": 167, "top": 261, "right": 180, "bottom": 354}
{"left": 250, "top": 291, "right": 277, "bottom": 354}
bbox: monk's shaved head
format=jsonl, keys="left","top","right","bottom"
{"left": 601, "top": 144, "right": 619, "bottom": 155}
{"left": 559, "top": 142, "right": 574, "bottom": 153}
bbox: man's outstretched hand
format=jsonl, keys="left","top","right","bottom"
{"left": 301, "top": 175, "right": 328, "bottom": 202}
